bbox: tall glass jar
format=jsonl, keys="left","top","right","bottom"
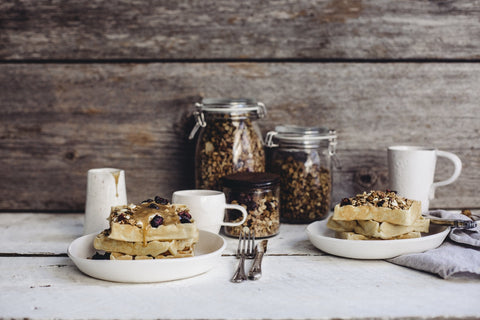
{"left": 265, "top": 125, "right": 337, "bottom": 223}
{"left": 189, "top": 98, "right": 267, "bottom": 191}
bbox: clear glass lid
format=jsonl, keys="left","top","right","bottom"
{"left": 195, "top": 98, "right": 266, "bottom": 117}
{"left": 265, "top": 125, "right": 337, "bottom": 150}
{"left": 189, "top": 98, "right": 266, "bottom": 139}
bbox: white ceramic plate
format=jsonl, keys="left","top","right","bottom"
{"left": 306, "top": 220, "right": 450, "bottom": 260}
{"left": 68, "top": 230, "right": 226, "bottom": 283}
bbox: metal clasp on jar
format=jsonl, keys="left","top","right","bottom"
{"left": 265, "top": 131, "right": 279, "bottom": 147}
{"left": 328, "top": 130, "right": 342, "bottom": 169}
{"left": 188, "top": 104, "right": 207, "bottom": 140}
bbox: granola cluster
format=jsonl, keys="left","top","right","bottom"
{"left": 110, "top": 204, "right": 139, "bottom": 226}
{"left": 271, "top": 153, "right": 332, "bottom": 223}
{"left": 195, "top": 116, "right": 265, "bottom": 190}
{"left": 340, "top": 190, "right": 413, "bottom": 210}
{"left": 225, "top": 190, "right": 280, "bottom": 238}
{"left": 109, "top": 196, "right": 192, "bottom": 228}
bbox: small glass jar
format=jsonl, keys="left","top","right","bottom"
{"left": 265, "top": 125, "right": 337, "bottom": 223}
{"left": 189, "top": 98, "right": 266, "bottom": 191}
{"left": 222, "top": 172, "right": 280, "bottom": 238}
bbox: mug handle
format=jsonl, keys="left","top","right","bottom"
{"left": 221, "top": 204, "right": 248, "bottom": 227}
{"left": 430, "top": 150, "right": 462, "bottom": 199}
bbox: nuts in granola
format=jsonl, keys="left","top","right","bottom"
{"left": 265, "top": 125, "right": 337, "bottom": 223}
{"left": 340, "top": 190, "right": 413, "bottom": 210}
{"left": 270, "top": 153, "right": 332, "bottom": 223}
{"left": 195, "top": 115, "right": 265, "bottom": 190}
{"left": 222, "top": 172, "right": 280, "bottom": 238}
{"left": 110, "top": 197, "right": 191, "bottom": 227}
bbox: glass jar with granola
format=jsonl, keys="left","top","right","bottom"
{"left": 222, "top": 172, "right": 280, "bottom": 238}
{"left": 189, "top": 98, "right": 267, "bottom": 190}
{"left": 265, "top": 125, "right": 337, "bottom": 223}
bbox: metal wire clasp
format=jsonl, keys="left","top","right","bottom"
{"left": 328, "top": 130, "right": 342, "bottom": 169}
{"left": 265, "top": 131, "right": 278, "bottom": 147}
{"left": 188, "top": 105, "right": 207, "bottom": 140}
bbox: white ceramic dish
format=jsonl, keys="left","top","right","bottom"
{"left": 68, "top": 230, "right": 226, "bottom": 283}
{"left": 306, "top": 220, "right": 450, "bottom": 260}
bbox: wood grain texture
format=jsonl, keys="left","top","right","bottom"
{"left": 2, "top": 0, "right": 480, "bottom": 60}
{"left": 1, "top": 214, "right": 480, "bottom": 320}
{"left": 1, "top": 63, "right": 479, "bottom": 211}
{"left": 0, "top": 213, "right": 317, "bottom": 255}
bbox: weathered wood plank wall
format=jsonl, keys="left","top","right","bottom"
{"left": 1, "top": 0, "right": 479, "bottom": 212}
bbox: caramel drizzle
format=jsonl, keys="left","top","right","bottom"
{"left": 128, "top": 203, "right": 181, "bottom": 246}
{"left": 111, "top": 171, "right": 121, "bottom": 197}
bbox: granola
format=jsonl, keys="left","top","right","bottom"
{"left": 271, "top": 153, "right": 332, "bottom": 223}
{"left": 340, "top": 190, "right": 413, "bottom": 210}
{"left": 224, "top": 189, "right": 280, "bottom": 238}
{"left": 195, "top": 115, "right": 265, "bottom": 190}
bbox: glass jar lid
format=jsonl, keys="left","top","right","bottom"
{"left": 265, "top": 125, "right": 337, "bottom": 151}
{"left": 221, "top": 172, "right": 280, "bottom": 189}
{"left": 196, "top": 98, "right": 266, "bottom": 117}
{"left": 189, "top": 98, "right": 267, "bottom": 139}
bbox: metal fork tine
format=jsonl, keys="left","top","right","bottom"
{"left": 236, "top": 232, "right": 242, "bottom": 258}
{"left": 251, "top": 230, "right": 255, "bottom": 256}
{"left": 231, "top": 230, "right": 248, "bottom": 282}
{"left": 241, "top": 232, "right": 246, "bottom": 256}
{"left": 245, "top": 230, "right": 255, "bottom": 258}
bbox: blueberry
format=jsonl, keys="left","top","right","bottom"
{"left": 117, "top": 213, "right": 127, "bottom": 222}
{"left": 150, "top": 215, "right": 164, "bottom": 228}
{"left": 148, "top": 203, "right": 159, "bottom": 210}
{"left": 92, "top": 252, "right": 110, "bottom": 260}
{"left": 340, "top": 198, "right": 351, "bottom": 207}
{"left": 142, "top": 199, "right": 154, "bottom": 203}
{"left": 155, "top": 196, "right": 169, "bottom": 205}
{"left": 178, "top": 211, "right": 192, "bottom": 223}
{"left": 178, "top": 211, "right": 191, "bottom": 220}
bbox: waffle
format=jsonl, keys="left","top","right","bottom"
{"left": 331, "top": 190, "right": 422, "bottom": 226}
{"left": 94, "top": 231, "right": 196, "bottom": 258}
{"left": 327, "top": 216, "right": 429, "bottom": 240}
{"left": 92, "top": 197, "right": 199, "bottom": 259}
{"left": 328, "top": 190, "right": 428, "bottom": 240}
{"left": 335, "top": 231, "right": 421, "bottom": 240}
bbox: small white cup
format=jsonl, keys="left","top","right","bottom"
{"left": 172, "top": 190, "right": 248, "bottom": 234}
{"left": 388, "top": 146, "right": 462, "bottom": 212}
{"left": 84, "top": 168, "right": 127, "bottom": 235}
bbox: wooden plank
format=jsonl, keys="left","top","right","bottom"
{"left": 1, "top": 255, "right": 479, "bottom": 319}
{"left": 1, "top": 62, "right": 479, "bottom": 211}
{"left": 1, "top": 0, "right": 480, "bottom": 60}
{"left": 0, "top": 213, "right": 317, "bottom": 255}
{"left": 1, "top": 213, "right": 479, "bottom": 320}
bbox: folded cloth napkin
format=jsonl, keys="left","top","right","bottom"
{"left": 388, "top": 210, "right": 480, "bottom": 279}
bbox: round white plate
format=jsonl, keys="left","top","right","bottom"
{"left": 306, "top": 220, "right": 450, "bottom": 260}
{"left": 68, "top": 230, "right": 226, "bottom": 283}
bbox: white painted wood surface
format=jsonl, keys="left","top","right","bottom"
{"left": 1, "top": 213, "right": 479, "bottom": 320}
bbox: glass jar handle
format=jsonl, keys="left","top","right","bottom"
{"left": 328, "top": 130, "right": 342, "bottom": 169}
{"left": 265, "top": 131, "right": 278, "bottom": 147}
{"left": 257, "top": 102, "right": 267, "bottom": 119}
{"left": 188, "top": 109, "right": 207, "bottom": 140}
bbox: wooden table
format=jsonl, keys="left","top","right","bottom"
{"left": 1, "top": 213, "right": 479, "bottom": 320}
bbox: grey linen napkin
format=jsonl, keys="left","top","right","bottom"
{"left": 388, "top": 210, "right": 480, "bottom": 279}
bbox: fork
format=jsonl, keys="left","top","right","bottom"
{"left": 231, "top": 230, "right": 255, "bottom": 283}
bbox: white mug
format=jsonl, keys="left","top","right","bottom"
{"left": 172, "top": 190, "right": 248, "bottom": 234}
{"left": 387, "top": 146, "right": 462, "bottom": 212}
{"left": 84, "top": 168, "right": 127, "bottom": 235}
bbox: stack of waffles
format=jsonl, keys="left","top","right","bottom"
{"left": 327, "top": 190, "right": 429, "bottom": 240}
{"left": 93, "top": 197, "right": 199, "bottom": 260}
